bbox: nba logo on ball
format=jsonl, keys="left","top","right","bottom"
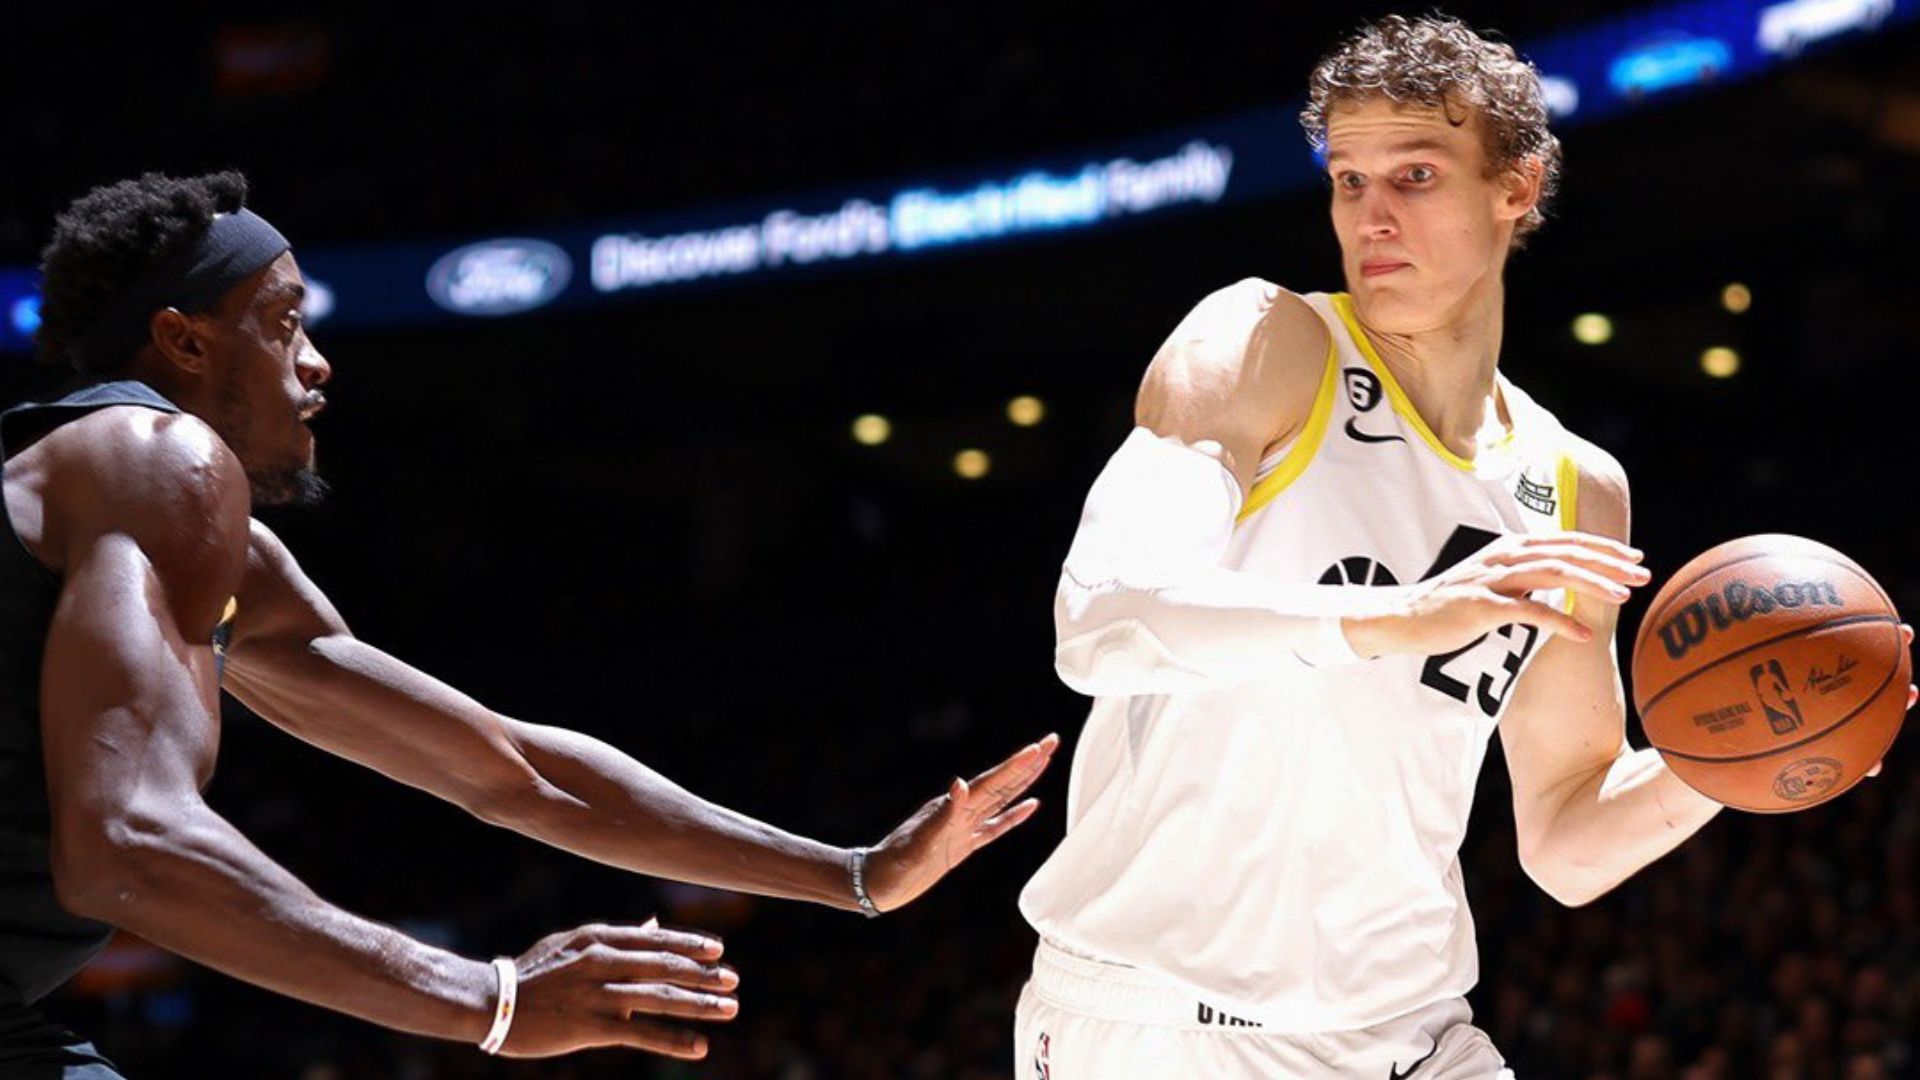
{"left": 1748, "top": 658, "right": 1805, "bottom": 735}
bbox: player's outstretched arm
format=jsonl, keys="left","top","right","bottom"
{"left": 223, "top": 521, "right": 1055, "bottom": 914}
{"left": 40, "top": 412, "right": 735, "bottom": 1059}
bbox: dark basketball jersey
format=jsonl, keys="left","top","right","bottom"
{"left": 0, "top": 380, "right": 183, "bottom": 1006}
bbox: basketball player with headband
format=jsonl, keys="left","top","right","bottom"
{"left": 1013, "top": 15, "right": 1913, "bottom": 1078}
{"left": 0, "top": 170, "right": 1056, "bottom": 1076}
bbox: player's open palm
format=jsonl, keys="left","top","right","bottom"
{"left": 863, "top": 733, "right": 1061, "bottom": 912}
{"left": 501, "top": 918, "right": 739, "bottom": 1059}
{"left": 1357, "top": 531, "right": 1652, "bottom": 657}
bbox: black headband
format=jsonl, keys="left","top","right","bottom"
{"left": 75, "top": 207, "right": 292, "bottom": 370}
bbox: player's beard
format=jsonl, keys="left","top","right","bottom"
{"left": 261, "top": 467, "right": 330, "bottom": 508}
{"left": 215, "top": 364, "right": 329, "bottom": 508}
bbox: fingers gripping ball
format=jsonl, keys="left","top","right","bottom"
{"left": 1631, "top": 535, "right": 1908, "bottom": 812}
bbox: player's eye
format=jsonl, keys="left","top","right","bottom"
{"left": 1404, "top": 165, "right": 1435, "bottom": 183}
{"left": 1336, "top": 172, "right": 1363, "bottom": 190}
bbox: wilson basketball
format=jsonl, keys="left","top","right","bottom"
{"left": 1630, "top": 535, "right": 1908, "bottom": 813}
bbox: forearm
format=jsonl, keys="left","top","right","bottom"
{"left": 230, "top": 637, "right": 859, "bottom": 911}
{"left": 1524, "top": 746, "right": 1722, "bottom": 905}
{"left": 62, "top": 802, "right": 491, "bottom": 1042}
{"left": 1054, "top": 427, "right": 1394, "bottom": 696}
{"left": 1055, "top": 567, "right": 1399, "bottom": 695}
{"left": 493, "top": 720, "right": 860, "bottom": 911}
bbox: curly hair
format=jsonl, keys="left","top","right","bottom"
{"left": 1300, "top": 14, "right": 1562, "bottom": 249}
{"left": 36, "top": 170, "right": 251, "bottom": 376}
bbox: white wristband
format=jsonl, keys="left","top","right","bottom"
{"left": 1296, "top": 613, "right": 1366, "bottom": 667}
{"left": 478, "top": 957, "right": 518, "bottom": 1055}
{"left": 850, "top": 846, "right": 881, "bottom": 918}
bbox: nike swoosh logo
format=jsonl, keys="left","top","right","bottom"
{"left": 1345, "top": 417, "right": 1406, "bottom": 445}
{"left": 1389, "top": 1039, "right": 1440, "bottom": 1080}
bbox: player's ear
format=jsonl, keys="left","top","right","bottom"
{"left": 1496, "top": 156, "right": 1544, "bottom": 224}
{"left": 147, "top": 308, "right": 215, "bottom": 376}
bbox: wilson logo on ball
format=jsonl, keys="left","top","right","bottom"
{"left": 1656, "top": 579, "right": 1844, "bottom": 660}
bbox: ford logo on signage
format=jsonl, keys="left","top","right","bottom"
{"left": 426, "top": 239, "right": 572, "bottom": 316}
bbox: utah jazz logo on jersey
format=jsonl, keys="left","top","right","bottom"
{"left": 1342, "top": 367, "right": 1404, "bottom": 446}
{"left": 1318, "top": 556, "right": 1399, "bottom": 587}
{"left": 1322, "top": 526, "right": 1542, "bottom": 717}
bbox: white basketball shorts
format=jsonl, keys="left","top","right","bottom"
{"left": 1013, "top": 940, "right": 1514, "bottom": 1079}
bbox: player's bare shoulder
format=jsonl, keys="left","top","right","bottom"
{"left": 1136, "top": 278, "right": 1332, "bottom": 485}
{"left": 1561, "top": 430, "right": 1631, "bottom": 544}
{"left": 37, "top": 406, "right": 249, "bottom": 591}
{"left": 47, "top": 407, "right": 242, "bottom": 513}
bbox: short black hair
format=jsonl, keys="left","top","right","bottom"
{"left": 36, "top": 170, "right": 251, "bottom": 376}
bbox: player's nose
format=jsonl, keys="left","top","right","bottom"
{"left": 297, "top": 340, "right": 332, "bottom": 388}
{"left": 1353, "top": 186, "right": 1398, "bottom": 239}
{"left": 1358, "top": 201, "right": 1397, "bottom": 239}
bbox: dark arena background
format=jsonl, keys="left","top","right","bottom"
{"left": 3, "top": 2, "right": 1918, "bottom": 1077}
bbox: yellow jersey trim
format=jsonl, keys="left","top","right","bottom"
{"left": 1556, "top": 453, "right": 1579, "bottom": 532}
{"left": 1330, "top": 292, "right": 1484, "bottom": 474}
{"left": 1236, "top": 331, "right": 1340, "bottom": 524}
{"left": 1557, "top": 452, "right": 1580, "bottom": 613}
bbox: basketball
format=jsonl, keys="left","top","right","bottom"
{"left": 1630, "top": 535, "right": 1909, "bottom": 813}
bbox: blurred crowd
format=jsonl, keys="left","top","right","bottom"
{"left": 1472, "top": 755, "right": 1918, "bottom": 1079}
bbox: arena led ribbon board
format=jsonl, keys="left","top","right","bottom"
{"left": 0, "top": 0, "right": 1911, "bottom": 353}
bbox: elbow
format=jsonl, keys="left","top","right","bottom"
{"left": 50, "top": 812, "right": 168, "bottom": 922}
{"left": 1052, "top": 579, "right": 1168, "bottom": 698}
{"left": 1526, "top": 869, "right": 1605, "bottom": 909}
{"left": 1054, "top": 621, "right": 1204, "bottom": 699}
{"left": 49, "top": 847, "right": 110, "bottom": 922}
{"left": 1516, "top": 839, "right": 1611, "bottom": 908}
{"left": 1052, "top": 583, "right": 1106, "bottom": 696}
{"left": 1052, "top": 622, "right": 1144, "bottom": 698}
{"left": 1052, "top": 654, "right": 1101, "bottom": 698}
{"left": 460, "top": 744, "right": 554, "bottom": 834}
{"left": 466, "top": 779, "right": 545, "bottom": 832}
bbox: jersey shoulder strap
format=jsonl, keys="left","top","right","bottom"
{"left": 0, "top": 380, "right": 181, "bottom": 461}
{"left": 1237, "top": 292, "right": 1342, "bottom": 522}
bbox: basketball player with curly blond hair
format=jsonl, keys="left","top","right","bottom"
{"left": 1013, "top": 14, "right": 1908, "bottom": 1078}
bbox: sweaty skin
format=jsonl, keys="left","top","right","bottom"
{"left": 19, "top": 249, "right": 1055, "bottom": 1059}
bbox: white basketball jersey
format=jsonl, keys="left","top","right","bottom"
{"left": 1020, "top": 290, "right": 1581, "bottom": 1034}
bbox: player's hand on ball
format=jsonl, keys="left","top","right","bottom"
{"left": 1867, "top": 623, "right": 1917, "bottom": 780}
{"left": 862, "top": 733, "right": 1061, "bottom": 912}
{"left": 500, "top": 918, "right": 738, "bottom": 1059}
{"left": 1346, "top": 530, "right": 1651, "bottom": 658}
